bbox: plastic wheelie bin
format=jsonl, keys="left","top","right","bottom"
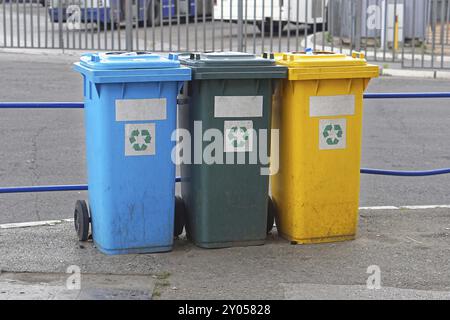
{"left": 178, "top": 52, "right": 287, "bottom": 248}
{"left": 73, "top": 52, "right": 191, "bottom": 254}
{"left": 270, "top": 51, "right": 379, "bottom": 244}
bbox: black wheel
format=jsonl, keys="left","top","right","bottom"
{"left": 147, "top": 0, "right": 161, "bottom": 26}
{"left": 74, "top": 200, "right": 90, "bottom": 242}
{"left": 267, "top": 197, "right": 276, "bottom": 234}
{"left": 174, "top": 196, "right": 186, "bottom": 237}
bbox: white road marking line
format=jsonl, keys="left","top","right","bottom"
{"left": 359, "top": 206, "right": 399, "bottom": 210}
{"left": 401, "top": 205, "right": 450, "bottom": 210}
{"left": 1, "top": 205, "right": 449, "bottom": 230}
{"left": 0, "top": 220, "right": 65, "bottom": 229}
{"left": 360, "top": 205, "right": 450, "bottom": 210}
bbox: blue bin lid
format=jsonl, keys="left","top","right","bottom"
{"left": 79, "top": 51, "right": 181, "bottom": 70}
{"left": 74, "top": 52, "right": 191, "bottom": 83}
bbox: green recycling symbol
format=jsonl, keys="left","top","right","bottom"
{"left": 322, "top": 124, "right": 343, "bottom": 145}
{"left": 228, "top": 126, "right": 249, "bottom": 148}
{"left": 129, "top": 129, "right": 151, "bottom": 151}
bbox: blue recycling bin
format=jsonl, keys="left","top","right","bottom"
{"left": 73, "top": 52, "right": 191, "bottom": 255}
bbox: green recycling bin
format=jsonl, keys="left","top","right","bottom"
{"left": 178, "top": 52, "right": 286, "bottom": 248}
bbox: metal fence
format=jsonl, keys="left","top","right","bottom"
{"left": 1, "top": 0, "right": 450, "bottom": 69}
{"left": 329, "top": 0, "right": 450, "bottom": 69}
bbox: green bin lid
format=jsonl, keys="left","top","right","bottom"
{"left": 179, "top": 52, "right": 287, "bottom": 80}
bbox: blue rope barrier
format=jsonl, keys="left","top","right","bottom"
{"left": 360, "top": 168, "right": 450, "bottom": 177}
{"left": 0, "top": 184, "right": 88, "bottom": 194}
{"left": 0, "top": 102, "right": 84, "bottom": 109}
{"left": 0, "top": 92, "right": 450, "bottom": 110}
{"left": 0, "top": 170, "right": 448, "bottom": 194}
{"left": 363, "top": 92, "right": 450, "bottom": 99}
{"left": 0, "top": 177, "right": 183, "bottom": 194}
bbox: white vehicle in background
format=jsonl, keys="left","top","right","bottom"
{"left": 213, "top": 0, "right": 328, "bottom": 33}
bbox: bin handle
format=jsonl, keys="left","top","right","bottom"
{"left": 352, "top": 51, "right": 366, "bottom": 60}
{"left": 177, "top": 98, "right": 190, "bottom": 105}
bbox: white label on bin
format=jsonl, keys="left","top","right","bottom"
{"left": 125, "top": 123, "right": 156, "bottom": 156}
{"left": 224, "top": 120, "right": 254, "bottom": 153}
{"left": 310, "top": 95, "right": 355, "bottom": 117}
{"left": 116, "top": 99, "right": 167, "bottom": 121}
{"left": 214, "top": 96, "right": 263, "bottom": 118}
{"left": 319, "top": 119, "right": 347, "bottom": 150}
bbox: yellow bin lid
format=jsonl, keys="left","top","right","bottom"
{"left": 274, "top": 51, "right": 379, "bottom": 80}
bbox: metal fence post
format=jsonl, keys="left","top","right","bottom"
{"left": 125, "top": 0, "right": 133, "bottom": 52}
{"left": 237, "top": 0, "right": 244, "bottom": 52}
{"left": 354, "top": 0, "right": 362, "bottom": 51}
{"left": 58, "top": 0, "right": 64, "bottom": 50}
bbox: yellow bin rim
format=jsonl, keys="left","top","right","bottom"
{"left": 267, "top": 51, "right": 380, "bottom": 80}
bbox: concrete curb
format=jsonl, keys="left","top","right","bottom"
{"left": 380, "top": 67, "right": 450, "bottom": 79}
{"left": 303, "top": 33, "right": 450, "bottom": 63}
{"left": 0, "top": 47, "right": 87, "bottom": 57}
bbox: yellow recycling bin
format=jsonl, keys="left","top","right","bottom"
{"left": 271, "top": 51, "right": 379, "bottom": 244}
